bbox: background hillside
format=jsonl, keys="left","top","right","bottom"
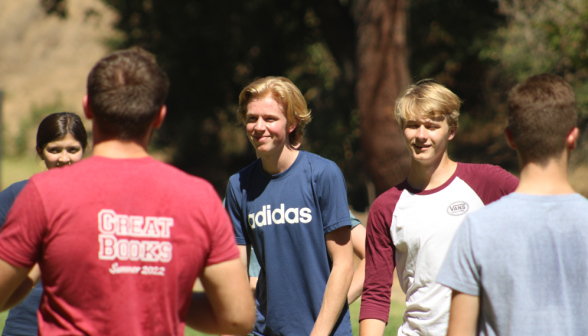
{"left": 0, "top": 0, "right": 587, "bottom": 198}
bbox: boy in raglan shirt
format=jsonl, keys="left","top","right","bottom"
{"left": 225, "top": 76, "right": 354, "bottom": 335}
{"left": 359, "top": 80, "right": 518, "bottom": 336}
{"left": 438, "top": 74, "right": 588, "bottom": 336}
{"left": 0, "top": 48, "right": 255, "bottom": 336}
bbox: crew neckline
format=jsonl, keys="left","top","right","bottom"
{"left": 259, "top": 150, "right": 304, "bottom": 180}
{"left": 402, "top": 162, "right": 462, "bottom": 196}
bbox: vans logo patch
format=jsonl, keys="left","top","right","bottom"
{"left": 447, "top": 201, "right": 469, "bottom": 216}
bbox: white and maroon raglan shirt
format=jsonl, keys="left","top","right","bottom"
{"left": 359, "top": 163, "right": 518, "bottom": 336}
{"left": 0, "top": 156, "right": 239, "bottom": 336}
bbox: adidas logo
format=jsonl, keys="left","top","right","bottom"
{"left": 247, "top": 204, "right": 312, "bottom": 229}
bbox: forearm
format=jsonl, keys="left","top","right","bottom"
{"left": 347, "top": 259, "right": 365, "bottom": 304}
{"left": 187, "top": 258, "right": 255, "bottom": 335}
{"left": 0, "top": 264, "right": 39, "bottom": 311}
{"left": 311, "top": 261, "right": 353, "bottom": 336}
{"left": 446, "top": 291, "right": 479, "bottom": 336}
{"left": 185, "top": 292, "right": 219, "bottom": 333}
{"left": 359, "top": 318, "right": 386, "bottom": 336}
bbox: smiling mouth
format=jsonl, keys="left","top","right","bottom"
{"left": 414, "top": 144, "right": 431, "bottom": 150}
{"left": 253, "top": 135, "right": 270, "bottom": 142}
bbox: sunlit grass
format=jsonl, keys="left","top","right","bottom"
{"left": 1, "top": 156, "right": 45, "bottom": 189}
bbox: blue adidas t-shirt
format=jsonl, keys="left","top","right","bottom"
{"left": 226, "top": 151, "right": 352, "bottom": 336}
{"left": 0, "top": 180, "right": 43, "bottom": 336}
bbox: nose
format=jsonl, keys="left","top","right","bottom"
{"left": 416, "top": 125, "right": 427, "bottom": 140}
{"left": 253, "top": 118, "right": 265, "bottom": 132}
{"left": 57, "top": 150, "right": 72, "bottom": 165}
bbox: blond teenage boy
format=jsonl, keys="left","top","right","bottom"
{"left": 359, "top": 80, "right": 518, "bottom": 336}
{"left": 225, "top": 77, "right": 354, "bottom": 335}
{"left": 438, "top": 74, "right": 588, "bottom": 336}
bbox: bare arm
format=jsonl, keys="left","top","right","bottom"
{"left": 0, "top": 259, "right": 32, "bottom": 311}
{"left": 310, "top": 226, "right": 354, "bottom": 336}
{"left": 238, "top": 245, "right": 251, "bottom": 272}
{"left": 348, "top": 224, "right": 366, "bottom": 303}
{"left": 359, "top": 319, "right": 386, "bottom": 336}
{"left": 186, "top": 258, "right": 255, "bottom": 335}
{"left": 446, "top": 290, "right": 479, "bottom": 336}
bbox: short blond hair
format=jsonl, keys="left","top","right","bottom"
{"left": 237, "top": 76, "right": 312, "bottom": 146}
{"left": 394, "top": 79, "right": 461, "bottom": 128}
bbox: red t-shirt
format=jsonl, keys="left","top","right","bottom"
{"left": 0, "top": 156, "right": 239, "bottom": 336}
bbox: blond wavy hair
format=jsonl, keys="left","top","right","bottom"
{"left": 237, "top": 76, "right": 312, "bottom": 146}
{"left": 394, "top": 79, "right": 461, "bottom": 128}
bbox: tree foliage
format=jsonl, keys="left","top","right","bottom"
{"left": 99, "top": 0, "right": 368, "bottom": 205}
{"left": 481, "top": 0, "right": 588, "bottom": 164}
{"left": 43, "top": 0, "right": 588, "bottom": 205}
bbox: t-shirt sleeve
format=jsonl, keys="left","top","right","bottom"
{"left": 316, "top": 162, "right": 351, "bottom": 234}
{"left": 0, "top": 180, "right": 27, "bottom": 230}
{"left": 349, "top": 210, "right": 361, "bottom": 229}
{"left": 0, "top": 186, "right": 17, "bottom": 230}
{"left": 225, "top": 179, "right": 249, "bottom": 246}
{"left": 436, "top": 217, "right": 480, "bottom": 296}
{"left": 460, "top": 164, "right": 519, "bottom": 205}
{"left": 359, "top": 197, "right": 396, "bottom": 323}
{"left": 0, "top": 181, "right": 46, "bottom": 268}
{"left": 205, "top": 185, "right": 240, "bottom": 266}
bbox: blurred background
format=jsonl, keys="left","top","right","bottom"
{"left": 1, "top": 1, "right": 587, "bottom": 334}
{"left": 1, "top": 0, "right": 587, "bottom": 209}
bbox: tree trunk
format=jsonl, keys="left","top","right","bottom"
{"left": 353, "top": 0, "right": 411, "bottom": 196}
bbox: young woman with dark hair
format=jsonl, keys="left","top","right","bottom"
{"left": 0, "top": 112, "right": 88, "bottom": 336}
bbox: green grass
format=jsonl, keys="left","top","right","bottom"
{"left": 1, "top": 156, "right": 45, "bottom": 189}
{"left": 0, "top": 311, "right": 6, "bottom": 330}
{"left": 184, "top": 299, "right": 404, "bottom": 335}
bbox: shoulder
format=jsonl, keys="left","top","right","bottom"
{"left": 301, "top": 151, "right": 342, "bottom": 177}
{"left": 464, "top": 193, "right": 518, "bottom": 228}
{"left": 458, "top": 163, "right": 516, "bottom": 181}
{"left": 2, "top": 180, "right": 28, "bottom": 197}
{"left": 227, "top": 159, "right": 261, "bottom": 190}
{"left": 0, "top": 180, "right": 29, "bottom": 214}
{"left": 456, "top": 163, "right": 519, "bottom": 205}
{"left": 370, "top": 182, "right": 407, "bottom": 215}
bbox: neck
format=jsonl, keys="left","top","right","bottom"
{"left": 516, "top": 152, "right": 575, "bottom": 195}
{"left": 259, "top": 146, "right": 299, "bottom": 175}
{"left": 91, "top": 129, "right": 151, "bottom": 159}
{"left": 407, "top": 152, "right": 457, "bottom": 190}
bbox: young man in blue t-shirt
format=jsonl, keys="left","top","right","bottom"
{"left": 225, "top": 76, "right": 354, "bottom": 335}
{"left": 438, "top": 74, "right": 588, "bottom": 335}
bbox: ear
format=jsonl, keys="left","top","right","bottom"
{"left": 152, "top": 105, "right": 167, "bottom": 130}
{"left": 287, "top": 120, "right": 298, "bottom": 134}
{"left": 566, "top": 127, "right": 580, "bottom": 151}
{"left": 82, "top": 95, "right": 93, "bottom": 120}
{"left": 447, "top": 126, "right": 457, "bottom": 141}
{"left": 505, "top": 127, "right": 516, "bottom": 150}
{"left": 36, "top": 147, "right": 44, "bottom": 160}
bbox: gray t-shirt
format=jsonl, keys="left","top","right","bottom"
{"left": 437, "top": 192, "right": 588, "bottom": 336}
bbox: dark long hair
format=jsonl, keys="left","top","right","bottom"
{"left": 36, "top": 112, "right": 88, "bottom": 152}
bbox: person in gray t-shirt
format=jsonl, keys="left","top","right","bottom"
{"left": 437, "top": 74, "right": 588, "bottom": 336}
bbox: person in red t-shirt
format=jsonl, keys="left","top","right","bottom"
{"left": 0, "top": 47, "right": 255, "bottom": 336}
